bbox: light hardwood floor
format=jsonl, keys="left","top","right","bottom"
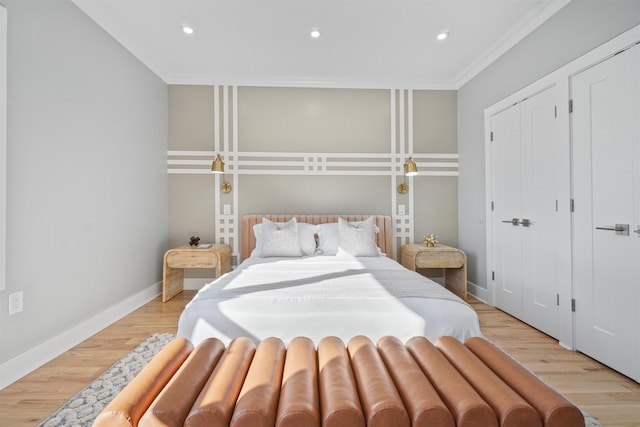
{"left": 1, "top": 292, "right": 639, "bottom": 426}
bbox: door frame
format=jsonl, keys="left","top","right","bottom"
{"left": 482, "top": 23, "right": 640, "bottom": 351}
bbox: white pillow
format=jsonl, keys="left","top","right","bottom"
{"left": 337, "top": 216, "right": 379, "bottom": 256}
{"left": 316, "top": 222, "right": 339, "bottom": 255}
{"left": 252, "top": 218, "right": 316, "bottom": 257}
{"left": 317, "top": 218, "right": 380, "bottom": 256}
{"left": 260, "top": 218, "right": 303, "bottom": 257}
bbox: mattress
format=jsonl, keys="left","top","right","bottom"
{"left": 177, "top": 255, "right": 482, "bottom": 345}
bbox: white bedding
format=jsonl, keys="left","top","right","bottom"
{"left": 177, "top": 254, "right": 482, "bottom": 345}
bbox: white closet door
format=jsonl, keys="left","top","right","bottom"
{"left": 572, "top": 44, "right": 640, "bottom": 381}
{"left": 491, "top": 104, "right": 523, "bottom": 316}
{"left": 520, "top": 87, "right": 560, "bottom": 338}
{"left": 490, "top": 86, "right": 560, "bottom": 338}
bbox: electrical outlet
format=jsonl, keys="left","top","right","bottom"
{"left": 223, "top": 204, "right": 231, "bottom": 215}
{"left": 9, "top": 291, "right": 23, "bottom": 316}
{"left": 398, "top": 204, "right": 406, "bottom": 215}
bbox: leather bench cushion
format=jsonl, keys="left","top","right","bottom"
{"left": 93, "top": 338, "right": 193, "bottom": 427}
{"left": 436, "top": 336, "right": 541, "bottom": 427}
{"left": 185, "top": 337, "right": 256, "bottom": 427}
{"left": 276, "top": 337, "right": 320, "bottom": 427}
{"left": 93, "top": 335, "right": 585, "bottom": 427}
{"left": 317, "top": 336, "right": 365, "bottom": 427}
{"left": 406, "top": 336, "right": 498, "bottom": 427}
{"left": 347, "top": 336, "right": 409, "bottom": 427}
{"left": 377, "top": 336, "right": 454, "bottom": 427}
{"left": 140, "top": 338, "right": 226, "bottom": 427}
{"left": 464, "top": 337, "right": 585, "bottom": 427}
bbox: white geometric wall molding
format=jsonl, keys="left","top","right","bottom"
{"left": 213, "top": 85, "right": 238, "bottom": 257}
{"left": 392, "top": 89, "right": 412, "bottom": 256}
{"left": 167, "top": 151, "right": 458, "bottom": 176}
{"left": 167, "top": 86, "right": 459, "bottom": 259}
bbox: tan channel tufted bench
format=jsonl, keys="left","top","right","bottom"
{"left": 92, "top": 335, "right": 585, "bottom": 427}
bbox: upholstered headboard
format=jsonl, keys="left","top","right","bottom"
{"left": 241, "top": 214, "right": 394, "bottom": 261}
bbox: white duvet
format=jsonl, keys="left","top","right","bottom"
{"left": 177, "top": 254, "right": 482, "bottom": 345}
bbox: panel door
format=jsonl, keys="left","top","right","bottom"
{"left": 520, "top": 87, "right": 560, "bottom": 338}
{"left": 572, "top": 44, "right": 640, "bottom": 381}
{"left": 491, "top": 104, "right": 523, "bottom": 316}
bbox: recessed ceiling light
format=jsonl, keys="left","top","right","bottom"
{"left": 182, "top": 25, "right": 194, "bottom": 35}
{"left": 310, "top": 29, "right": 321, "bottom": 39}
{"left": 436, "top": 31, "right": 449, "bottom": 41}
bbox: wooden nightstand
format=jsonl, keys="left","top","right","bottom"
{"left": 162, "top": 244, "right": 232, "bottom": 302}
{"left": 400, "top": 243, "right": 467, "bottom": 300}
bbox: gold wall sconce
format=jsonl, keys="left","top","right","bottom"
{"left": 397, "top": 157, "right": 418, "bottom": 194}
{"left": 211, "top": 153, "right": 232, "bottom": 193}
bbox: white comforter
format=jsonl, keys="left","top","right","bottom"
{"left": 177, "top": 255, "right": 481, "bottom": 345}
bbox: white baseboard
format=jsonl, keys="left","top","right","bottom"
{"left": 467, "top": 280, "right": 493, "bottom": 305}
{"left": 0, "top": 281, "right": 162, "bottom": 390}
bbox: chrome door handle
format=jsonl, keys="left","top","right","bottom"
{"left": 595, "top": 224, "right": 630, "bottom": 236}
{"left": 502, "top": 218, "right": 519, "bottom": 226}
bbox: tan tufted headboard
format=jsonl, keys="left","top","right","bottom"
{"left": 241, "top": 215, "right": 394, "bottom": 261}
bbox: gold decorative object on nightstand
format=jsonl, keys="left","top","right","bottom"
{"left": 423, "top": 233, "right": 439, "bottom": 247}
{"left": 162, "top": 243, "right": 232, "bottom": 302}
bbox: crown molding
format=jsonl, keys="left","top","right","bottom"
{"left": 454, "top": 0, "right": 572, "bottom": 88}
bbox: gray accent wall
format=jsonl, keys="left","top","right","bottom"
{"left": 0, "top": 0, "right": 168, "bottom": 367}
{"left": 457, "top": 0, "right": 640, "bottom": 289}
{"left": 168, "top": 86, "right": 459, "bottom": 263}
{"left": 238, "top": 87, "right": 391, "bottom": 153}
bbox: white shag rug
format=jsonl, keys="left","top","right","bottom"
{"left": 38, "top": 333, "right": 175, "bottom": 427}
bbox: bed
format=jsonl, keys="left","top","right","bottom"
{"left": 176, "top": 214, "right": 481, "bottom": 345}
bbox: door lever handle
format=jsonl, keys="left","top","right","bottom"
{"left": 595, "top": 224, "right": 630, "bottom": 235}
{"left": 519, "top": 218, "right": 532, "bottom": 227}
{"left": 502, "top": 218, "right": 519, "bottom": 226}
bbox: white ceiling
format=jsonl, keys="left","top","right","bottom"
{"left": 72, "top": 0, "right": 571, "bottom": 89}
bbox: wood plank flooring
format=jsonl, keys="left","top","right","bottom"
{"left": 0, "top": 292, "right": 639, "bottom": 426}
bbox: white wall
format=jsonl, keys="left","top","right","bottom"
{"left": 457, "top": 0, "right": 640, "bottom": 291}
{"left": 0, "top": 5, "right": 6, "bottom": 292}
{"left": 0, "top": 0, "right": 168, "bottom": 387}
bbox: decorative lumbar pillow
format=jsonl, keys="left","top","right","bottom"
{"left": 337, "top": 216, "right": 379, "bottom": 257}
{"left": 316, "top": 222, "right": 339, "bottom": 255}
{"left": 297, "top": 222, "right": 317, "bottom": 255}
{"left": 259, "top": 217, "right": 303, "bottom": 257}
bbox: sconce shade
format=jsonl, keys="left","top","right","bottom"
{"left": 404, "top": 157, "right": 418, "bottom": 176}
{"left": 211, "top": 153, "right": 225, "bottom": 173}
